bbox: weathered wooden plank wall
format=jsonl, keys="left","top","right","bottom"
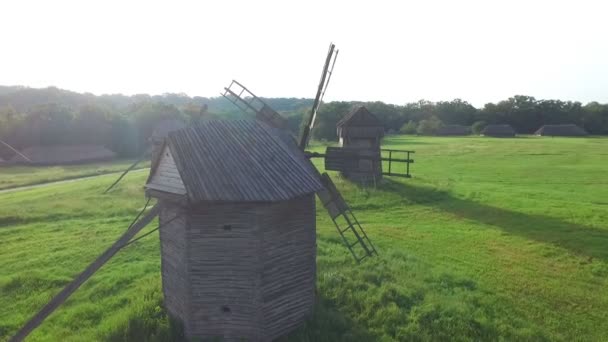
{"left": 159, "top": 205, "right": 191, "bottom": 333}
{"left": 148, "top": 145, "right": 186, "bottom": 195}
{"left": 187, "top": 202, "right": 263, "bottom": 340}
{"left": 261, "top": 194, "right": 316, "bottom": 340}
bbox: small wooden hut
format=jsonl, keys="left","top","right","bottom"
{"left": 336, "top": 106, "right": 384, "bottom": 183}
{"left": 481, "top": 124, "right": 516, "bottom": 137}
{"left": 145, "top": 120, "right": 322, "bottom": 341}
{"left": 535, "top": 124, "right": 588, "bottom": 136}
{"left": 337, "top": 106, "right": 384, "bottom": 148}
{"left": 436, "top": 125, "right": 471, "bottom": 136}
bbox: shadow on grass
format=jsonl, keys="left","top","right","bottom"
{"left": 104, "top": 294, "right": 374, "bottom": 342}
{"left": 379, "top": 179, "right": 608, "bottom": 262}
{"left": 282, "top": 295, "right": 376, "bottom": 342}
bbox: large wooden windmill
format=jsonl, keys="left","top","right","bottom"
{"left": 10, "top": 44, "right": 379, "bottom": 342}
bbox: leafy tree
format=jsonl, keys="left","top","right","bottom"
{"left": 417, "top": 116, "right": 443, "bottom": 135}
{"left": 400, "top": 120, "right": 417, "bottom": 134}
{"left": 472, "top": 121, "right": 487, "bottom": 134}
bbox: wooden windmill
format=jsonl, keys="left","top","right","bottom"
{"left": 333, "top": 105, "right": 385, "bottom": 183}
{"left": 10, "top": 44, "right": 378, "bottom": 342}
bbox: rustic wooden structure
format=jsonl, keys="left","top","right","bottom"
{"left": 481, "top": 124, "right": 516, "bottom": 137}
{"left": 145, "top": 120, "right": 323, "bottom": 341}
{"left": 335, "top": 106, "right": 384, "bottom": 183}
{"left": 337, "top": 106, "right": 384, "bottom": 148}
{"left": 12, "top": 44, "right": 383, "bottom": 342}
{"left": 535, "top": 124, "right": 588, "bottom": 136}
{"left": 436, "top": 125, "right": 471, "bottom": 136}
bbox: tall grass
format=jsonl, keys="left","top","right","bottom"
{"left": 1, "top": 136, "right": 607, "bottom": 341}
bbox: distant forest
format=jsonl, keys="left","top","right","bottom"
{"left": 1, "top": 85, "right": 607, "bottom": 158}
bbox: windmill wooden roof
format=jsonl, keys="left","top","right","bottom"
{"left": 147, "top": 120, "right": 323, "bottom": 203}
{"left": 337, "top": 106, "right": 383, "bottom": 128}
{"left": 535, "top": 124, "right": 588, "bottom": 136}
{"left": 481, "top": 124, "right": 516, "bottom": 137}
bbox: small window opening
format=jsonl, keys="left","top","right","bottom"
{"left": 221, "top": 306, "right": 231, "bottom": 313}
{"left": 223, "top": 224, "right": 232, "bottom": 231}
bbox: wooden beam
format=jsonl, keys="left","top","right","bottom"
{"left": 0, "top": 140, "right": 31, "bottom": 162}
{"left": 9, "top": 205, "right": 162, "bottom": 342}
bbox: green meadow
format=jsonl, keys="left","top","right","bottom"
{"left": 0, "top": 159, "right": 150, "bottom": 191}
{"left": 1, "top": 136, "right": 607, "bottom": 341}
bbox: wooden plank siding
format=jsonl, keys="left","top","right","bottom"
{"left": 158, "top": 195, "right": 316, "bottom": 341}
{"left": 261, "top": 194, "right": 316, "bottom": 340}
{"left": 158, "top": 205, "right": 191, "bottom": 333}
{"left": 186, "top": 202, "right": 263, "bottom": 340}
{"left": 147, "top": 145, "right": 187, "bottom": 195}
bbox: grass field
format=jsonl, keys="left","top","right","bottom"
{"left": 1, "top": 136, "right": 607, "bottom": 341}
{"left": 0, "top": 159, "right": 150, "bottom": 190}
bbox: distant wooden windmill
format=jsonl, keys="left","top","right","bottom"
{"left": 10, "top": 43, "right": 379, "bottom": 342}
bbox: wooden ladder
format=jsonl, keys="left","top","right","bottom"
{"left": 317, "top": 173, "right": 378, "bottom": 262}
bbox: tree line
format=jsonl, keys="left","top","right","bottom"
{"left": 1, "top": 86, "right": 607, "bottom": 159}
{"left": 313, "top": 96, "right": 608, "bottom": 139}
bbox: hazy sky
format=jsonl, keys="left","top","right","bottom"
{"left": 2, "top": 0, "right": 607, "bottom": 107}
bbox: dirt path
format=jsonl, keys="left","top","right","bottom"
{"left": 0, "top": 168, "right": 147, "bottom": 194}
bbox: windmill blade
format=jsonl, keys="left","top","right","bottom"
{"left": 103, "top": 149, "right": 149, "bottom": 194}
{"left": 298, "top": 43, "right": 339, "bottom": 150}
{"left": 314, "top": 170, "right": 377, "bottom": 263}
{"left": 0, "top": 139, "right": 32, "bottom": 162}
{"left": 221, "top": 80, "right": 288, "bottom": 129}
{"left": 9, "top": 204, "right": 162, "bottom": 342}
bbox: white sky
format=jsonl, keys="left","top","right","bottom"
{"left": 1, "top": 0, "right": 607, "bottom": 107}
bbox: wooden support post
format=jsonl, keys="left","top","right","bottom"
{"left": 10, "top": 205, "right": 162, "bottom": 342}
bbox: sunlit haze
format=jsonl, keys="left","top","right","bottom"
{"left": 2, "top": 0, "right": 607, "bottom": 106}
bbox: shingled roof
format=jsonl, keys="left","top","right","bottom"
{"left": 535, "top": 124, "right": 588, "bottom": 136}
{"left": 151, "top": 120, "right": 322, "bottom": 203}
{"left": 337, "top": 106, "right": 383, "bottom": 127}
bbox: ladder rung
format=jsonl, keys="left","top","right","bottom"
{"left": 340, "top": 225, "right": 354, "bottom": 234}
{"left": 348, "top": 241, "right": 360, "bottom": 249}
{"left": 356, "top": 254, "right": 368, "bottom": 263}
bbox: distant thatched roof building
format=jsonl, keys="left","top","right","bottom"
{"left": 535, "top": 124, "right": 588, "bottom": 137}
{"left": 436, "top": 125, "right": 471, "bottom": 136}
{"left": 481, "top": 124, "right": 516, "bottom": 137}
{"left": 9, "top": 145, "right": 116, "bottom": 165}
